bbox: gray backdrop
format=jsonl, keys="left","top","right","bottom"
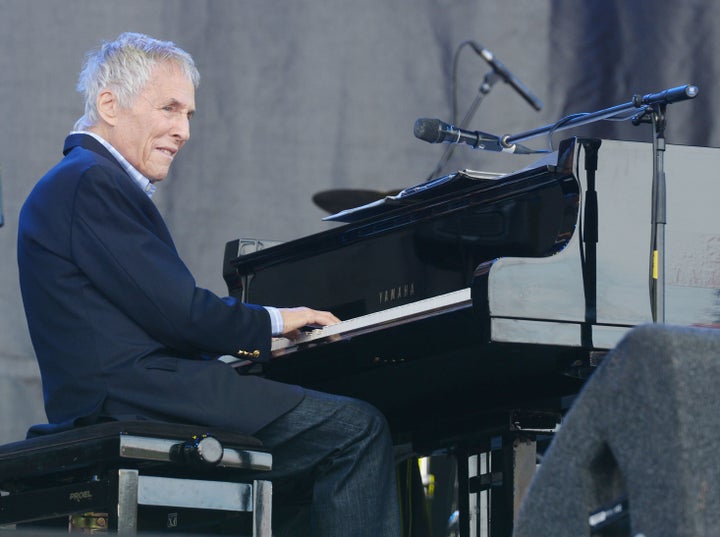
{"left": 1, "top": 0, "right": 718, "bottom": 443}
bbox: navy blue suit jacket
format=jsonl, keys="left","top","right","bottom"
{"left": 18, "top": 134, "right": 303, "bottom": 433}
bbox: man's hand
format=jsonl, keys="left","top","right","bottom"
{"left": 279, "top": 307, "right": 341, "bottom": 339}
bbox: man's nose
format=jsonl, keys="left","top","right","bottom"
{"left": 173, "top": 114, "right": 191, "bottom": 142}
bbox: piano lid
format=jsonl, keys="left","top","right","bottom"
{"left": 225, "top": 139, "right": 581, "bottom": 320}
{"left": 321, "top": 146, "right": 570, "bottom": 223}
{"left": 322, "top": 169, "right": 504, "bottom": 223}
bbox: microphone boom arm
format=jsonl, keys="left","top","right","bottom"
{"left": 502, "top": 84, "right": 698, "bottom": 148}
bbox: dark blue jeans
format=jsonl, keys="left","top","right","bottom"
{"left": 253, "top": 389, "right": 401, "bottom": 537}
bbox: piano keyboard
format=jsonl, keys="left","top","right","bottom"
{"left": 220, "top": 287, "right": 472, "bottom": 368}
{"left": 271, "top": 287, "right": 473, "bottom": 356}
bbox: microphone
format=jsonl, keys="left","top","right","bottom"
{"left": 632, "top": 84, "right": 699, "bottom": 107}
{"left": 468, "top": 42, "right": 543, "bottom": 111}
{"left": 413, "top": 118, "right": 534, "bottom": 154}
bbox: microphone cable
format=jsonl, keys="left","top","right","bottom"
{"left": 425, "top": 41, "right": 490, "bottom": 181}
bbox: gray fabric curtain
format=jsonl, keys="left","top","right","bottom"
{"left": 550, "top": 0, "right": 718, "bottom": 146}
{"left": 0, "top": 0, "right": 717, "bottom": 442}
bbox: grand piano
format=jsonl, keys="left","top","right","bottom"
{"left": 222, "top": 137, "right": 720, "bottom": 534}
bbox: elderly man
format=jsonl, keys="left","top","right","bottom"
{"left": 18, "top": 32, "right": 400, "bottom": 537}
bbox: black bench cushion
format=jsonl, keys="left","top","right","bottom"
{"left": 0, "top": 420, "right": 266, "bottom": 485}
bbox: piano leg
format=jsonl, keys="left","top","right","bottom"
{"left": 455, "top": 436, "right": 535, "bottom": 537}
{"left": 452, "top": 411, "right": 560, "bottom": 537}
{"left": 491, "top": 435, "right": 537, "bottom": 537}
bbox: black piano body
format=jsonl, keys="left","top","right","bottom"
{"left": 222, "top": 138, "right": 584, "bottom": 446}
{"left": 222, "top": 137, "right": 720, "bottom": 448}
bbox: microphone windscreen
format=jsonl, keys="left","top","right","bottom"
{"left": 413, "top": 118, "right": 444, "bottom": 143}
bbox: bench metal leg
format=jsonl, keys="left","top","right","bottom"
{"left": 117, "top": 469, "right": 139, "bottom": 535}
{"left": 116, "top": 469, "right": 271, "bottom": 536}
{"left": 253, "top": 479, "right": 272, "bottom": 537}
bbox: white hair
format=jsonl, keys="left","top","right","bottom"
{"left": 73, "top": 32, "right": 200, "bottom": 131}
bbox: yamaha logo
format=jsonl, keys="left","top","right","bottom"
{"left": 378, "top": 283, "right": 415, "bottom": 305}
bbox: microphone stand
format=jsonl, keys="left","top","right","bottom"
{"left": 652, "top": 106, "right": 667, "bottom": 323}
{"left": 501, "top": 100, "right": 639, "bottom": 147}
{"left": 500, "top": 85, "right": 697, "bottom": 324}
{"left": 633, "top": 104, "right": 667, "bottom": 323}
{"left": 426, "top": 70, "right": 501, "bottom": 181}
{"left": 502, "top": 85, "right": 697, "bottom": 147}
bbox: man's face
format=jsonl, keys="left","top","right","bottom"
{"left": 106, "top": 62, "right": 196, "bottom": 181}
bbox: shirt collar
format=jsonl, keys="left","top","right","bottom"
{"left": 71, "top": 131, "right": 157, "bottom": 198}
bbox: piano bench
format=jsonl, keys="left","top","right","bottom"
{"left": 0, "top": 420, "right": 272, "bottom": 536}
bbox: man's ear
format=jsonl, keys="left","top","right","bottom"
{"left": 96, "top": 89, "right": 119, "bottom": 126}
